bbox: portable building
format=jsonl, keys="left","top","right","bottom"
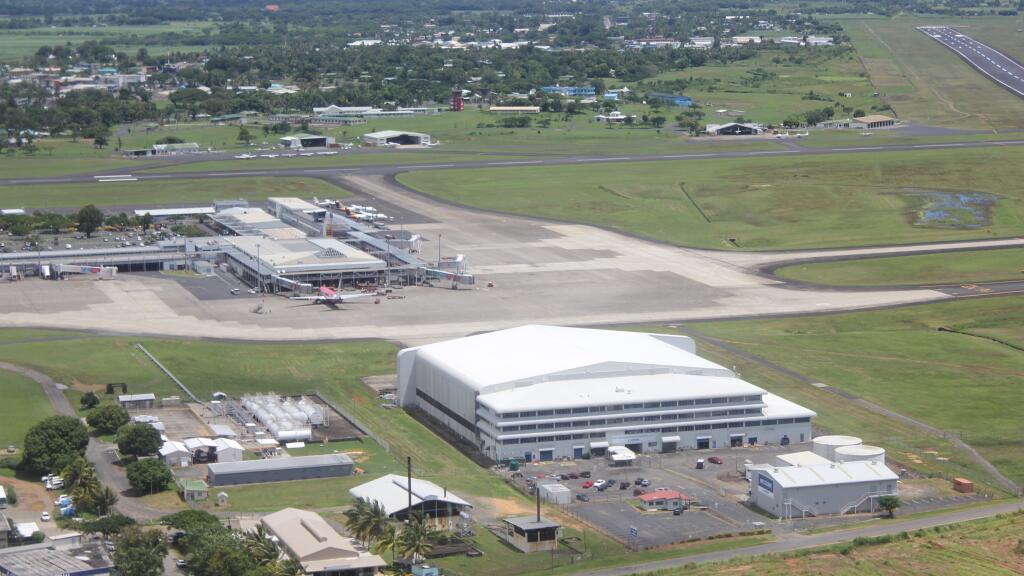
{"left": 207, "top": 454, "right": 354, "bottom": 486}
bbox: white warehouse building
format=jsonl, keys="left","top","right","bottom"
{"left": 749, "top": 460, "right": 898, "bottom": 518}
{"left": 397, "top": 325, "right": 815, "bottom": 462}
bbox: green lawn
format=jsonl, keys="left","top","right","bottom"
{"left": 0, "top": 139, "right": 137, "bottom": 179}
{"left": 836, "top": 14, "right": 1024, "bottom": 130}
{"left": 0, "top": 22, "right": 211, "bottom": 62}
{"left": 687, "top": 295, "right": 1024, "bottom": 487}
{"left": 399, "top": 146, "right": 1024, "bottom": 250}
{"left": 0, "top": 370, "right": 55, "bottom": 449}
{"left": 776, "top": 248, "right": 1024, "bottom": 286}
{"left": 645, "top": 511, "right": 1024, "bottom": 575}
{"left": 0, "top": 176, "right": 349, "bottom": 209}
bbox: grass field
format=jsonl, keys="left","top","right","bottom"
{"left": 776, "top": 248, "right": 1024, "bottom": 286}
{"left": 686, "top": 295, "right": 1024, "bottom": 487}
{"left": 652, "top": 48, "right": 882, "bottom": 127}
{"left": 0, "top": 139, "right": 138, "bottom": 179}
{"left": 0, "top": 176, "right": 349, "bottom": 209}
{"left": 0, "top": 22, "right": 210, "bottom": 62}
{"left": 0, "top": 370, "right": 55, "bottom": 449}
{"left": 646, "top": 510, "right": 1024, "bottom": 575}
{"left": 837, "top": 15, "right": 1024, "bottom": 130}
{"left": 399, "top": 146, "right": 1024, "bottom": 250}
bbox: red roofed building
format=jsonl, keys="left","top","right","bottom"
{"left": 638, "top": 489, "right": 691, "bottom": 511}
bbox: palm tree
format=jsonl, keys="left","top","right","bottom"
{"left": 344, "top": 498, "right": 389, "bottom": 547}
{"left": 245, "top": 524, "right": 281, "bottom": 566}
{"left": 372, "top": 522, "right": 400, "bottom": 565}
{"left": 67, "top": 462, "right": 101, "bottom": 513}
{"left": 94, "top": 486, "right": 119, "bottom": 516}
{"left": 399, "top": 513, "right": 436, "bottom": 564}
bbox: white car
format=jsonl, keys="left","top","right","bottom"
{"left": 40, "top": 511, "right": 51, "bottom": 521}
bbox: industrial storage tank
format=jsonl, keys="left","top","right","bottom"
{"left": 812, "top": 435, "right": 862, "bottom": 460}
{"left": 834, "top": 444, "right": 885, "bottom": 465}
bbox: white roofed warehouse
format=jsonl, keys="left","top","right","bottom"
{"left": 749, "top": 460, "right": 898, "bottom": 518}
{"left": 397, "top": 326, "right": 815, "bottom": 463}
{"left": 349, "top": 474, "right": 471, "bottom": 521}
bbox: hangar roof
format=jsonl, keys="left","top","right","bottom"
{"left": 408, "top": 325, "right": 730, "bottom": 392}
{"left": 477, "top": 373, "right": 764, "bottom": 412}
{"left": 363, "top": 130, "right": 430, "bottom": 139}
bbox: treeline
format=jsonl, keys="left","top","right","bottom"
{"left": 1, "top": 84, "right": 158, "bottom": 138}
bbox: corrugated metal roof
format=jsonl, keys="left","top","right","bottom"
{"left": 208, "top": 453, "right": 353, "bottom": 475}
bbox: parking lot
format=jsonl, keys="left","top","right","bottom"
{"left": 515, "top": 445, "right": 794, "bottom": 547}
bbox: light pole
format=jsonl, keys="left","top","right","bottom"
{"left": 437, "top": 233, "right": 442, "bottom": 267}
{"left": 255, "top": 242, "right": 261, "bottom": 294}
{"left": 384, "top": 234, "right": 393, "bottom": 289}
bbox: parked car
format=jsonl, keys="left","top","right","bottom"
{"left": 175, "top": 559, "right": 188, "bottom": 568}
{"left": 634, "top": 478, "right": 645, "bottom": 486}
{"left": 633, "top": 488, "right": 646, "bottom": 497}
{"left": 579, "top": 471, "right": 592, "bottom": 479}
{"left": 673, "top": 507, "right": 683, "bottom": 516}
{"left": 708, "top": 456, "right": 723, "bottom": 465}
{"left": 582, "top": 480, "right": 594, "bottom": 489}
{"left": 640, "top": 478, "right": 651, "bottom": 487}
{"left": 619, "top": 481, "right": 629, "bottom": 490}
{"left": 576, "top": 493, "right": 590, "bottom": 502}
{"left": 40, "top": 511, "right": 51, "bottom": 521}
{"left": 696, "top": 459, "right": 705, "bottom": 469}
{"left": 567, "top": 472, "right": 579, "bottom": 480}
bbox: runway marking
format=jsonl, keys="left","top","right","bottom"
{"left": 208, "top": 171, "right": 269, "bottom": 176}
{"left": 301, "top": 168, "right": 360, "bottom": 173}
{"left": 94, "top": 177, "right": 138, "bottom": 182}
{"left": 487, "top": 160, "right": 545, "bottom": 165}
{"left": 912, "top": 143, "right": 965, "bottom": 148}
{"left": 835, "top": 146, "right": 884, "bottom": 151}
{"left": 411, "top": 164, "right": 456, "bottom": 169}
{"left": 94, "top": 175, "right": 133, "bottom": 179}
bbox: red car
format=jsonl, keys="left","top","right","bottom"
{"left": 708, "top": 456, "right": 723, "bottom": 465}
{"left": 582, "top": 480, "right": 594, "bottom": 489}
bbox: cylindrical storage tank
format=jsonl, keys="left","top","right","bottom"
{"left": 834, "top": 445, "right": 885, "bottom": 465}
{"left": 812, "top": 435, "right": 862, "bottom": 460}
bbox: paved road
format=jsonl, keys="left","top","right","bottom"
{"left": 919, "top": 26, "right": 1024, "bottom": 98}
{"left": 584, "top": 499, "right": 1024, "bottom": 576}
{"left": 0, "top": 361, "right": 169, "bottom": 521}
{"left": 1, "top": 138, "right": 1023, "bottom": 187}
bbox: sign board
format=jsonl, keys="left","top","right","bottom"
{"left": 629, "top": 526, "right": 638, "bottom": 538}
{"left": 757, "top": 473, "right": 774, "bottom": 496}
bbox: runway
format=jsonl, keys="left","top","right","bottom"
{"left": 919, "top": 26, "right": 1024, "bottom": 98}
{"left": 1, "top": 138, "right": 1023, "bottom": 187}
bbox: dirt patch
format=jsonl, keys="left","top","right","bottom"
{"left": 1, "top": 476, "right": 50, "bottom": 512}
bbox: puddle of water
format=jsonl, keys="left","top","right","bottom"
{"left": 900, "top": 189, "right": 997, "bottom": 229}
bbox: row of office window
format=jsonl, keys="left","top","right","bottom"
{"left": 495, "top": 395, "right": 763, "bottom": 420}
{"left": 496, "top": 417, "right": 811, "bottom": 445}
{"left": 494, "top": 408, "right": 762, "bottom": 432}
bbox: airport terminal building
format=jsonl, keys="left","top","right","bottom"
{"left": 398, "top": 326, "right": 815, "bottom": 462}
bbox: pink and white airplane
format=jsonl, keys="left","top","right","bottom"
{"left": 289, "top": 285, "right": 375, "bottom": 309}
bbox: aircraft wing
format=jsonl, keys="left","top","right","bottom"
{"left": 289, "top": 296, "right": 324, "bottom": 301}
{"left": 334, "top": 292, "right": 376, "bottom": 302}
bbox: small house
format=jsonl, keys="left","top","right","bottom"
{"left": 499, "top": 516, "right": 561, "bottom": 553}
{"left": 638, "top": 489, "right": 690, "bottom": 511}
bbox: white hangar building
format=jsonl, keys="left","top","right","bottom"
{"left": 749, "top": 460, "right": 898, "bottom": 518}
{"left": 397, "top": 325, "right": 815, "bottom": 462}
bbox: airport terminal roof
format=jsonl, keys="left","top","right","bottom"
{"left": 349, "top": 474, "right": 471, "bottom": 517}
{"left": 133, "top": 206, "right": 215, "bottom": 217}
{"left": 209, "top": 207, "right": 309, "bottom": 240}
{"left": 478, "top": 373, "right": 765, "bottom": 412}
{"left": 407, "top": 325, "right": 732, "bottom": 392}
{"left": 761, "top": 393, "right": 817, "bottom": 420}
{"left": 760, "top": 460, "right": 898, "bottom": 488}
{"left": 854, "top": 114, "right": 895, "bottom": 123}
{"left": 220, "top": 235, "right": 384, "bottom": 273}
{"left": 268, "top": 196, "right": 325, "bottom": 213}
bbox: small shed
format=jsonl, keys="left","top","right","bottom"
{"left": 953, "top": 478, "right": 974, "bottom": 493}
{"left": 499, "top": 516, "right": 561, "bottom": 553}
{"left": 538, "top": 483, "right": 571, "bottom": 506}
{"left": 213, "top": 438, "right": 245, "bottom": 463}
{"left": 159, "top": 440, "right": 190, "bottom": 467}
{"left": 210, "top": 424, "right": 238, "bottom": 438}
{"left": 118, "top": 393, "right": 156, "bottom": 410}
{"left": 178, "top": 478, "right": 209, "bottom": 502}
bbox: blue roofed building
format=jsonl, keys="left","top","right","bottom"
{"left": 541, "top": 85, "right": 596, "bottom": 98}
{"left": 647, "top": 92, "right": 693, "bottom": 107}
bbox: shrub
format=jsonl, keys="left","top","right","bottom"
{"left": 86, "top": 404, "right": 130, "bottom": 435}
{"left": 126, "top": 459, "right": 172, "bottom": 494}
{"left": 80, "top": 392, "right": 100, "bottom": 409}
{"left": 1, "top": 484, "right": 16, "bottom": 505}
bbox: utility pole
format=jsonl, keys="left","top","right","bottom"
{"left": 437, "top": 233, "right": 442, "bottom": 266}
{"left": 255, "top": 242, "right": 261, "bottom": 294}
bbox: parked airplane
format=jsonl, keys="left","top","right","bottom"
{"left": 289, "top": 284, "right": 375, "bottom": 308}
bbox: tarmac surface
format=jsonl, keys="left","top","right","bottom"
{"left": 919, "top": 26, "right": 1024, "bottom": 98}
{"left": 2, "top": 138, "right": 1024, "bottom": 187}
